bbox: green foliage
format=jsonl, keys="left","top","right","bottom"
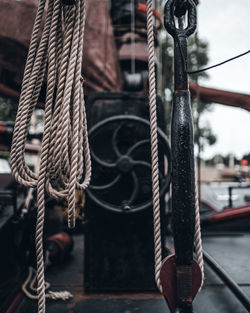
{"left": 158, "top": 30, "right": 217, "bottom": 152}
{"left": 194, "top": 124, "right": 216, "bottom": 152}
{"left": 0, "top": 96, "right": 18, "bottom": 122}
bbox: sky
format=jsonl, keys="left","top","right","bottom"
{"left": 195, "top": 0, "right": 250, "bottom": 159}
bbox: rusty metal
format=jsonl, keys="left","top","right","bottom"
{"left": 160, "top": 256, "right": 202, "bottom": 312}
{"left": 162, "top": 0, "right": 199, "bottom": 312}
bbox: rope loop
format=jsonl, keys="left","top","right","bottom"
{"left": 10, "top": 0, "right": 91, "bottom": 312}
{"left": 164, "top": 0, "right": 197, "bottom": 38}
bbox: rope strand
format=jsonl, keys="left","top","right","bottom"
{"left": 146, "top": 0, "right": 162, "bottom": 292}
{"left": 194, "top": 164, "right": 204, "bottom": 287}
{"left": 10, "top": 1, "right": 90, "bottom": 312}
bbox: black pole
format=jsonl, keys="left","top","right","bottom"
{"left": 228, "top": 186, "right": 233, "bottom": 208}
{"left": 164, "top": 1, "right": 197, "bottom": 312}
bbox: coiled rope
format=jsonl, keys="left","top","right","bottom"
{"left": 146, "top": 0, "right": 204, "bottom": 292}
{"left": 10, "top": 0, "right": 91, "bottom": 312}
{"left": 22, "top": 267, "right": 73, "bottom": 301}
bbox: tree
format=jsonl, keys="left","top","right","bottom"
{"left": 0, "top": 96, "right": 18, "bottom": 122}
{"left": 158, "top": 26, "right": 217, "bottom": 154}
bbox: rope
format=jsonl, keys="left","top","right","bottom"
{"left": 193, "top": 32, "right": 204, "bottom": 287}
{"left": 22, "top": 267, "right": 73, "bottom": 301}
{"left": 10, "top": 1, "right": 91, "bottom": 312}
{"left": 146, "top": 0, "right": 162, "bottom": 292}
{"left": 187, "top": 49, "right": 250, "bottom": 75}
{"left": 194, "top": 164, "right": 204, "bottom": 287}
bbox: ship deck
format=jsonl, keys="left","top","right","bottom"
{"left": 18, "top": 232, "right": 250, "bottom": 313}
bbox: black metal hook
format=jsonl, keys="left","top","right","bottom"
{"left": 160, "top": 1, "right": 200, "bottom": 313}
{"left": 164, "top": 0, "right": 197, "bottom": 38}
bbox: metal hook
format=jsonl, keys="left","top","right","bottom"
{"left": 160, "top": 1, "right": 201, "bottom": 313}
{"left": 164, "top": 0, "right": 197, "bottom": 38}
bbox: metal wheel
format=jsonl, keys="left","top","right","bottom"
{"left": 86, "top": 115, "right": 171, "bottom": 213}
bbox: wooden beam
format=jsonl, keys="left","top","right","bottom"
{"left": 190, "top": 82, "right": 250, "bottom": 112}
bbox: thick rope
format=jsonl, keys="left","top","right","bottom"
{"left": 146, "top": 0, "right": 162, "bottom": 292}
{"left": 10, "top": 1, "right": 91, "bottom": 312}
{"left": 194, "top": 164, "right": 204, "bottom": 287}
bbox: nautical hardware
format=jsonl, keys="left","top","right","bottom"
{"left": 87, "top": 114, "right": 171, "bottom": 213}
{"left": 159, "top": 1, "right": 202, "bottom": 312}
{"left": 84, "top": 91, "right": 170, "bottom": 291}
{"left": 86, "top": 95, "right": 171, "bottom": 214}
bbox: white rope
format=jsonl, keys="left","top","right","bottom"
{"left": 22, "top": 267, "right": 73, "bottom": 301}
{"left": 10, "top": 1, "right": 91, "bottom": 312}
{"left": 146, "top": 0, "right": 162, "bottom": 292}
{"left": 194, "top": 164, "right": 205, "bottom": 287}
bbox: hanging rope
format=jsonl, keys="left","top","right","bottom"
{"left": 10, "top": 0, "right": 91, "bottom": 312}
{"left": 194, "top": 164, "right": 204, "bottom": 287}
{"left": 193, "top": 32, "right": 204, "bottom": 288}
{"left": 146, "top": 0, "right": 162, "bottom": 292}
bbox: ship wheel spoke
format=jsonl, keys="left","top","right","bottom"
{"left": 133, "top": 160, "right": 164, "bottom": 179}
{"left": 133, "top": 160, "right": 151, "bottom": 170}
{"left": 90, "top": 175, "right": 121, "bottom": 191}
{"left": 128, "top": 171, "right": 139, "bottom": 204}
{"left": 112, "top": 125, "right": 123, "bottom": 157}
{"left": 91, "top": 150, "right": 116, "bottom": 168}
{"left": 127, "top": 139, "right": 150, "bottom": 156}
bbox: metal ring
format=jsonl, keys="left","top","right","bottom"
{"left": 164, "top": 0, "right": 197, "bottom": 38}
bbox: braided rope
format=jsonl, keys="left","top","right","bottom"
{"left": 22, "top": 267, "right": 73, "bottom": 301}
{"left": 10, "top": 1, "right": 90, "bottom": 312}
{"left": 194, "top": 164, "right": 204, "bottom": 287}
{"left": 146, "top": 0, "right": 162, "bottom": 292}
